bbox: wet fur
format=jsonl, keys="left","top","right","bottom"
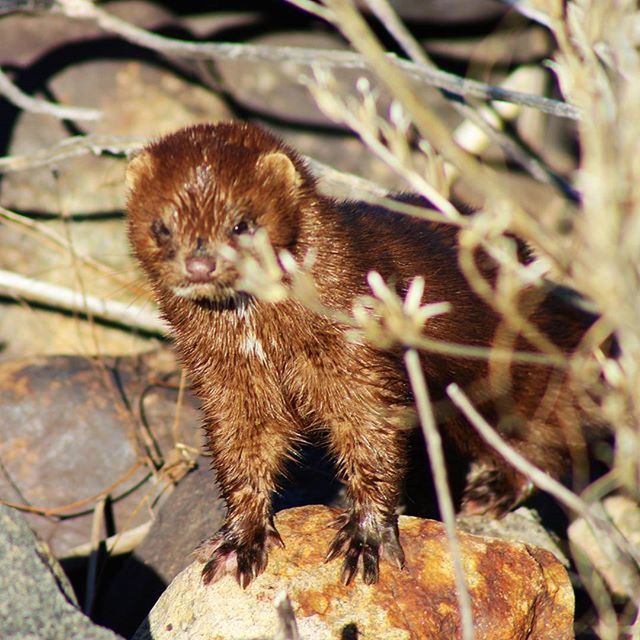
{"left": 126, "top": 121, "right": 600, "bottom": 587}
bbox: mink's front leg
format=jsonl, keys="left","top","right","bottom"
{"left": 195, "top": 412, "right": 294, "bottom": 588}
{"left": 195, "top": 511, "right": 284, "bottom": 589}
{"left": 325, "top": 413, "right": 408, "bottom": 585}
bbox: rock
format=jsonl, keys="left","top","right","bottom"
{"left": 457, "top": 506, "right": 569, "bottom": 566}
{"left": 2, "top": 59, "right": 231, "bottom": 215}
{"left": 0, "top": 1, "right": 176, "bottom": 68}
{"left": 568, "top": 494, "right": 640, "bottom": 598}
{"left": 0, "top": 207, "right": 153, "bottom": 360}
{"left": 0, "top": 352, "right": 202, "bottom": 556}
{"left": 94, "top": 443, "right": 343, "bottom": 636}
{"left": 0, "top": 503, "right": 124, "bottom": 640}
{"left": 132, "top": 505, "right": 574, "bottom": 640}
{"left": 93, "top": 457, "right": 226, "bottom": 638}
{"left": 358, "top": 0, "right": 507, "bottom": 23}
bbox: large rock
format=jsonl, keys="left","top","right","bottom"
{"left": 0, "top": 503, "right": 124, "bottom": 640}
{"left": 133, "top": 505, "right": 574, "bottom": 640}
{"left": 0, "top": 352, "right": 202, "bottom": 555}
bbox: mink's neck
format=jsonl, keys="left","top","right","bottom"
{"left": 294, "top": 194, "right": 366, "bottom": 311}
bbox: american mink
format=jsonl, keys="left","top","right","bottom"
{"left": 126, "top": 121, "right": 601, "bottom": 587}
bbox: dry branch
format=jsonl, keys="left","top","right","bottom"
{"left": 50, "top": 0, "right": 580, "bottom": 120}
{"left": 0, "top": 268, "right": 164, "bottom": 335}
{"left": 0, "top": 134, "right": 145, "bottom": 172}
{"left": 447, "top": 383, "right": 640, "bottom": 601}
{"left": 405, "top": 349, "right": 475, "bottom": 640}
{"left": 0, "top": 66, "right": 102, "bottom": 121}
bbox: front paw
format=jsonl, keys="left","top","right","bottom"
{"left": 325, "top": 512, "right": 404, "bottom": 585}
{"left": 195, "top": 519, "right": 284, "bottom": 589}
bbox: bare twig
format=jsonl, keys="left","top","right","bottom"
{"left": 0, "top": 268, "right": 164, "bottom": 335}
{"left": 0, "top": 134, "right": 145, "bottom": 173}
{"left": 318, "top": 0, "right": 566, "bottom": 265}
{"left": 404, "top": 349, "right": 475, "bottom": 640}
{"left": 0, "top": 460, "right": 147, "bottom": 517}
{"left": 362, "top": 0, "right": 429, "bottom": 65}
{"left": 0, "top": 66, "right": 102, "bottom": 121}
{"left": 62, "top": 521, "right": 152, "bottom": 558}
{"left": 358, "top": 0, "right": 576, "bottom": 198}
{"left": 274, "top": 591, "right": 301, "bottom": 640}
{"left": 84, "top": 497, "right": 106, "bottom": 616}
{"left": 49, "top": 0, "right": 580, "bottom": 120}
{"left": 0, "top": 206, "right": 141, "bottom": 302}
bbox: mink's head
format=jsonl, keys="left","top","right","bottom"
{"left": 126, "top": 121, "right": 315, "bottom": 304}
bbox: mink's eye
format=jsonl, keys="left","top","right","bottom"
{"left": 231, "top": 219, "right": 253, "bottom": 236}
{"left": 151, "top": 219, "right": 172, "bottom": 245}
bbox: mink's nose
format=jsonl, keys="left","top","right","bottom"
{"left": 185, "top": 255, "right": 216, "bottom": 282}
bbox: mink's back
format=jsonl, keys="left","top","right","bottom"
{"left": 325, "top": 196, "right": 505, "bottom": 350}
{"left": 323, "top": 194, "right": 598, "bottom": 417}
{"left": 330, "top": 194, "right": 592, "bottom": 346}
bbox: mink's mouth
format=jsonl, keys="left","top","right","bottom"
{"left": 171, "top": 282, "right": 232, "bottom": 299}
{"left": 193, "top": 293, "right": 252, "bottom": 312}
{"left": 171, "top": 282, "right": 252, "bottom": 310}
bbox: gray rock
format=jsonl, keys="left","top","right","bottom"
{"left": 457, "top": 506, "right": 570, "bottom": 566}
{"left": 0, "top": 503, "right": 124, "bottom": 639}
{"left": 568, "top": 495, "right": 640, "bottom": 597}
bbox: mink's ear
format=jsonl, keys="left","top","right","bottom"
{"left": 256, "top": 151, "right": 301, "bottom": 193}
{"left": 125, "top": 149, "right": 153, "bottom": 191}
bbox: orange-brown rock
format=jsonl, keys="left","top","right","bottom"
{"left": 132, "top": 505, "right": 574, "bottom": 640}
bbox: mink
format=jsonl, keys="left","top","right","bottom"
{"left": 126, "top": 121, "right": 601, "bottom": 588}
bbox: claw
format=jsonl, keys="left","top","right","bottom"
{"left": 362, "top": 545, "right": 379, "bottom": 584}
{"left": 326, "top": 511, "right": 403, "bottom": 585}
{"left": 195, "top": 518, "right": 284, "bottom": 588}
{"left": 268, "top": 520, "right": 286, "bottom": 549}
{"left": 324, "top": 528, "right": 349, "bottom": 564}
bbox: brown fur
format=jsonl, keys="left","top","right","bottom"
{"left": 126, "top": 121, "right": 600, "bottom": 587}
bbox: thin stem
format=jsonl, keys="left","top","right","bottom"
{"left": 404, "top": 349, "right": 475, "bottom": 640}
{"left": 0, "top": 134, "right": 144, "bottom": 172}
{"left": 0, "top": 66, "right": 102, "bottom": 121}
{"left": 0, "top": 268, "right": 164, "bottom": 335}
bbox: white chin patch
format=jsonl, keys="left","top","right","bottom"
{"left": 172, "top": 284, "right": 236, "bottom": 301}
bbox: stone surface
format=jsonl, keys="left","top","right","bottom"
{"left": 568, "top": 494, "right": 640, "bottom": 597}
{"left": 133, "top": 505, "right": 574, "bottom": 640}
{"left": 0, "top": 1, "right": 176, "bottom": 67}
{"left": 0, "top": 351, "right": 202, "bottom": 556}
{"left": 94, "top": 444, "right": 342, "bottom": 636}
{"left": 0, "top": 503, "right": 124, "bottom": 640}
{"left": 457, "top": 506, "right": 569, "bottom": 566}
{"left": 0, "top": 206, "right": 151, "bottom": 360}
{"left": 2, "top": 59, "right": 231, "bottom": 215}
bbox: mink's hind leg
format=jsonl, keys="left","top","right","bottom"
{"left": 325, "top": 413, "right": 408, "bottom": 585}
{"left": 460, "top": 459, "right": 534, "bottom": 517}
